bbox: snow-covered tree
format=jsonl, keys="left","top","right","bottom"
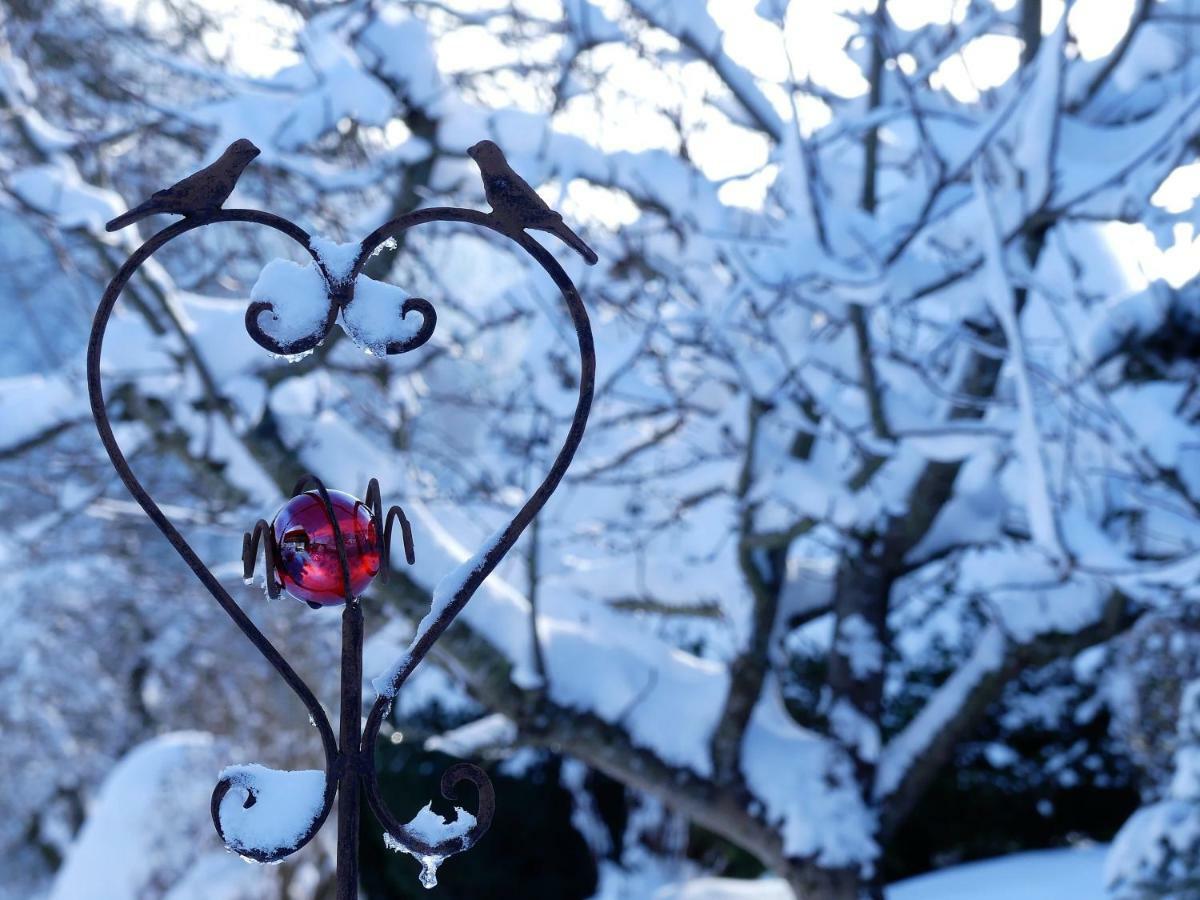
{"left": 3, "top": 0, "right": 1200, "bottom": 897}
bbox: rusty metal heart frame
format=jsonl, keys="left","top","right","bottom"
{"left": 86, "top": 179, "right": 595, "bottom": 897}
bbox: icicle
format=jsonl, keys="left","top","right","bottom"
{"left": 269, "top": 348, "right": 316, "bottom": 364}
{"left": 418, "top": 854, "right": 443, "bottom": 889}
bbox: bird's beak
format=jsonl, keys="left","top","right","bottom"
{"left": 467, "top": 142, "right": 481, "bottom": 159}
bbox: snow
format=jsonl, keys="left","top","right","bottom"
{"left": 540, "top": 613, "right": 728, "bottom": 775}
{"left": 901, "top": 424, "right": 1004, "bottom": 463}
{"left": 161, "top": 852, "right": 273, "bottom": 900}
{"left": 215, "top": 764, "right": 326, "bottom": 860}
{"left": 0, "top": 374, "right": 82, "bottom": 452}
{"left": 395, "top": 802, "right": 477, "bottom": 845}
{"left": 742, "top": 680, "right": 876, "bottom": 866}
{"left": 651, "top": 846, "right": 1108, "bottom": 899}
{"left": 10, "top": 2, "right": 1200, "bottom": 895}
{"left": 1083, "top": 283, "right": 1171, "bottom": 364}
{"left": 372, "top": 523, "right": 505, "bottom": 700}
{"left": 562, "top": 758, "right": 614, "bottom": 858}
{"left": 250, "top": 254, "right": 436, "bottom": 358}
{"left": 0, "top": 53, "right": 74, "bottom": 155}
{"left": 11, "top": 159, "right": 123, "bottom": 230}
{"left": 356, "top": 9, "right": 443, "bottom": 112}
{"left": 366, "top": 500, "right": 875, "bottom": 866}
{"left": 889, "top": 846, "right": 1109, "bottom": 900}
{"left": 362, "top": 621, "right": 480, "bottom": 720}
{"left": 956, "top": 547, "right": 1108, "bottom": 643}
{"left": 835, "top": 614, "right": 883, "bottom": 680}
{"left": 563, "top": 0, "right": 625, "bottom": 46}
{"left": 200, "top": 15, "right": 396, "bottom": 153}
{"left": 426, "top": 713, "right": 517, "bottom": 756}
{"left": 1106, "top": 800, "right": 1200, "bottom": 895}
{"left": 654, "top": 876, "right": 792, "bottom": 899}
{"left": 49, "top": 733, "right": 270, "bottom": 900}
{"left": 1012, "top": 17, "right": 1066, "bottom": 212}
{"left": 309, "top": 237, "right": 360, "bottom": 284}
{"left": 626, "top": 0, "right": 783, "bottom": 141}
{"left": 830, "top": 699, "right": 881, "bottom": 764}
{"left": 876, "top": 626, "right": 1006, "bottom": 800}
{"left": 973, "top": 166, "right": 1064, "bottom": 561}
{"left": 341, "top": 275, "right": 428, "bottom": 356}
{"left": 1053, "top": 89, "right": 1200, "bottom": 219}
{"left": 1106, "top": 678, "right": 1200, "bottom": 897}
{"left": 247, "top": 259, "right": 332, "bottom": 350}
{"left": 1109, "top": 385, "right": 1197, "bottom": 472}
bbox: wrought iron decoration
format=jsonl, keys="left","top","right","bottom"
{"left": 87, "top": 139, "right": 596, "bottom": 897}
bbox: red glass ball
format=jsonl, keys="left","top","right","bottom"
{"left": 271, "top": 490, "right": 380, "bottom": 605}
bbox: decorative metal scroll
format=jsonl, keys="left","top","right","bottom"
{"left": 86, "top": 141, "right": 596, "bottom": 899}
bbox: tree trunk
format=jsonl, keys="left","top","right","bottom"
{"left": 784, "top": 862, "right": 862, "bottom": 900}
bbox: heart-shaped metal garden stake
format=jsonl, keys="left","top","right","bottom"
{"left": 88, "top": 140, "right": 596, "bottom": 897}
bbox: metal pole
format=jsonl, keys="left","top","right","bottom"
{"left": 337, "top": 600, "right": 364, "bottom": 899}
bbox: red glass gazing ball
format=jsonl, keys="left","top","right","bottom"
{"left": 271, "top": 490, "right": 381, "bottom": 605}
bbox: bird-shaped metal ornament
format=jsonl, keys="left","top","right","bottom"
{"left": 468, "top": 140, "right": 598, "bottom": 266}
{"left": 105, "top": 139, "right": 261, "bottom": 232}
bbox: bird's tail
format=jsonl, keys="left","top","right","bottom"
{"left": 105, "top": 201, "right": 155, "bottom": 233}
{"left": 542, "top": 221, "right": 599, "bottom": 266}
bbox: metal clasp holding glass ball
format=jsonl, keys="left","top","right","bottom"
{"left": 242, "top": 476, "right": 416, "bottom": 608}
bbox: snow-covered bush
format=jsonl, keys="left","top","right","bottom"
{"left": 1107, "top": 681, "right": 1200, "bottom": 899}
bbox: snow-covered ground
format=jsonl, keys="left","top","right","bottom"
{"left": 601, "top": 846, "right": 1107, "bottom": 900}
{"left": 48, "top": 732, "right": 1109, "bottom": 900}
{"left": 887, "top": 846, "right": 1107, "bottom": 900}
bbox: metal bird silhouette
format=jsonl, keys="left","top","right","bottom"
{"left": 468, "top": 140, "right": 598, "bottom": 266}
{"left": 105, "top": 139, "right": 261, "bottom": 232}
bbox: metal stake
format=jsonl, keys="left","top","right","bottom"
{"left": 88, "top": 142, "right": 595, "bottom": 896}
{"left": 337, "top": 600, "right": 364, "bottom": 900}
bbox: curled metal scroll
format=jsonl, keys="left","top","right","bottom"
{"left": 87, "top": 179, "right": 595, "bottom": 895}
